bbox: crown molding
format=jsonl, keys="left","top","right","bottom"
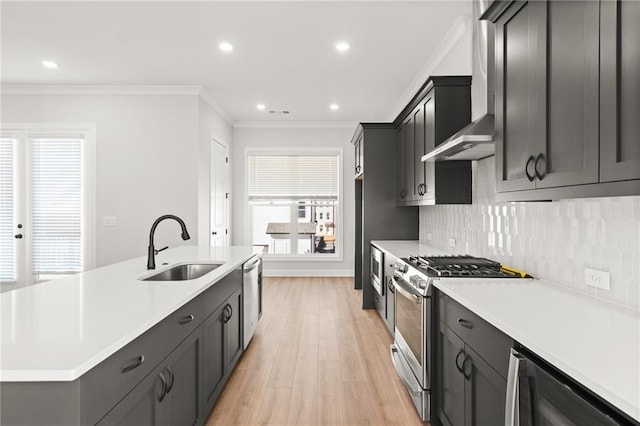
{"left": 234, "top": 120, "right": 357, "bottom": 129}
{"left": 387, "top": 14, "right": 472, "bottom": 122}
{"left": 1, "top": 85, "right": 204, "bottom": 96}
{"left": 197, "top": 87, "right": 233, "bottom": 125}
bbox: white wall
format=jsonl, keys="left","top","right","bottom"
{"left": 1, "top": 93, "right": 209, "bottom": 267}
{"left": 231, "top": 125, "right": 355, "bottom": 276}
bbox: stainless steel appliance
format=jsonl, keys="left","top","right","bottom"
{"left": 391, "top": 255, "right": 531, "bottom": 422}
{"left": 243, "top": 255, "right": 262, "bottom": 349}
{"left": 506, "top": 347, "right": 635, "bottom": 426}
{"left": 370, "top": 245, "right": 384, "bottom": 295}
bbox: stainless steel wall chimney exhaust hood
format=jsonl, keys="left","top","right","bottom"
{"left": 421, "top": 114, "right": 494, "bottom": 162}
{"left": 422, "top": 0, "right": 495, "bottom": 163}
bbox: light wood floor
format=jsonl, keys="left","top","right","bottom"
{"left": 206, "top": 276, "right": 427, "bottom": 426}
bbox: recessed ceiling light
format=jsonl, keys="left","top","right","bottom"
{"left": 256, "top": 103, "right": 266, "bottom": 111}
{"left": 219, "top": 42, "right": 234, "bottom": 52}
{"left": 335, "top": 42, "right": 350, "bottom": 52}
{"left": 330, "top": 104, "right": 340, "bottom": 111}
{"left": 42, "top": 60, "right": 59, "bottom": 69}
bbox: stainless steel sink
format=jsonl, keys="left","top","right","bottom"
{"left": 142, "top": 263, "right": 222, "bottom": 281}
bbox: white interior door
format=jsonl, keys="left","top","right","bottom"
{"left": 210, "top": 140, "right": 229, "bottom": 247}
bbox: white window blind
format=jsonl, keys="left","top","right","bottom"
{"left": 248, "top": 155, "right": 339, "bottom": 200}
{"left": 0, "top": 138, "right": 16, "bottom": 282}
{"left": 31, "top": 137, "right": 83, "bottom": 278}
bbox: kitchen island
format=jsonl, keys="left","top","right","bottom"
{"left": 0, "top": 245, "right": 261, "bottom": 425}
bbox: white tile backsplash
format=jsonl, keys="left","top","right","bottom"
{"left": 419, "top": 157, "right": 640, "bottom": 310}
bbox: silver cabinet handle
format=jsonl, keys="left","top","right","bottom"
{"left": 158, "top": 371, "right": 168, "bottom": 402}
{"left": 505, "top": 349, "right": 524, "bottom": 426}
{"left": 179, "top": 314, "right": 195, "bottom": 325}
{"left": 121, "top": 355, "right": 145, "bottom": 374}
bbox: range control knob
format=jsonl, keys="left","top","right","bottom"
{"left": 410, "top": 275, "right": 427, "bottom": 289}
{"left": 395, "top": 262, "right": 408, "bottom": 274}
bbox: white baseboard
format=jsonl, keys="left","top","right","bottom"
{"left": 263, "top": 269, "right": 354, "bottom": 277}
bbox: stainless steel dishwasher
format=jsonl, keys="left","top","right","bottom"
{"left": 243, "top": 255, "right": 262, "bottom": 349}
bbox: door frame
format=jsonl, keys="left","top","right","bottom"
{"left": 209, "top": 138, "right": 230, "bottom": 247}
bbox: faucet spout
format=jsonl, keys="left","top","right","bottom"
{"left": 147, "top": 214, "right": 191, "bottom": 270}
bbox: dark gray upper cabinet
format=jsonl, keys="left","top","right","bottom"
{"left": 395, "top": 76, "right": 473, "bottom": 206}
{"left": 354, "top": 133, "right": 364, "bottom": 179}
{"left": 600, "top": 0, "right": 640, "bottom": 182}
{"left": 489, "top": 0, "right": 640, "bottom": 201}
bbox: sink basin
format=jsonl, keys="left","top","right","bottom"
{"left": 142, "top": 263, "right": 222, "bottom": 281}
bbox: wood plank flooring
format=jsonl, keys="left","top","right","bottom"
{"left": 206, "top": 276, "right": 426, "bottom": 426}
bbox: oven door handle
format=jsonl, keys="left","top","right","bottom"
{"left": 393, "top": 276, "right": 422, "bottom": 303}
{"left": 390, "top": 344, "right": 422, "bottom": 396}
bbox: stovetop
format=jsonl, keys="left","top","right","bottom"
{"left": 402, "top": 255, "right": 529, "bottom": 279}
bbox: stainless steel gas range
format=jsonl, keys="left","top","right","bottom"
{"left": 390, "top": 255, "right": 531, "bottom": 421}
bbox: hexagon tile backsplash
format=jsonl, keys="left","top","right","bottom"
{"left": 420, "top": 157, "right": 640, "bottom": 310}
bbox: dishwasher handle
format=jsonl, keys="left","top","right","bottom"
{"left": 244, "top": 257, "right": 261, "bottom": 272}
{"left": 505, "top": 348, "right": 524, "bottom": 426}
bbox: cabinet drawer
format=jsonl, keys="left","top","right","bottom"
{"left": 202, "top": 267, "right": 242, "bottom": 315}
{"left": 438, "top": 292, "right": 512, "bottom": 377}
{"left": 81, "top": 296, "right": 203, "bottom": 424}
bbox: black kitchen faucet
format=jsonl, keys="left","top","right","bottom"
{"left": 147, "top": 214, "right": 191, "bottom": 269}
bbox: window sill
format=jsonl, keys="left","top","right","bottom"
{"left": 262, "top": 253, "right": 343, "bottom": 262}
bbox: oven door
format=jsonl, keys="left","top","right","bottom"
{"left": 393, "top": 274, "right": 430, "bottom": 390}
{"left": 370, "top": 245, "right": 384, "bottom": 295}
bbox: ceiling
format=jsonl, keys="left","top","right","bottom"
{"left": 1, "top": 1, "right": 471, "bottom": 124}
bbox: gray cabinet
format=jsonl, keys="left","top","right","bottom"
{"left": 203, "top": 287, "right": 243, "bottom": 415}
{"left": 600, "top": 0, "right": 640, "bottom": 182}
{"left": 495, "top": 0, "right": 599, "bottom": 194}
{"left": 352, "top": 124, "right": 418, "bottom": 309}
{"left": 435, "top": 292, "right": 512, "bottom": 426}
{"left": 395, "top": 76, "right": 472, "bottom": 206}
{"left": 488, "top": 0, "right": 640, "bottom": 200}
{"left": 98, "top": 330, "right": 202, "bottom": 426}
{"left": 354, "top": 133, "right": 364, "bottom": 178}
{"left": 383, "top": 252, "right": 396, "bottom": 335}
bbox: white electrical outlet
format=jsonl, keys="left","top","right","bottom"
{"left": 585, "top": 267, "right": 610, "bottom": 290}
{"left": 448, "top": 238, "right": 456, "bottom": 248}
{"left": 103, "top": 216, "right": 117, "bottom": 227}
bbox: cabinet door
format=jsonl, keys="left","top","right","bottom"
{"left": 463, "top": 346, "right": 507, "bottom": 426}
{"left": 536, "top": 0, "right": 600, "bottom": 189}
{"left": 495, "top": 0, "right": 540, "bottom": 192}
{"left": 97, "top": 366, "right": 165, "bottom": 425}
{"left": 600, "top": 0, "right": 640, "bottom": 182}
{"left": 402, "top": 115, "right": 416, "bottom": 202}
{"left": 396, "top": 126, "right": 408, "bottom": 204}
{"left": 423, "top": 93, "right": 436, "bottom": 199}
{"left": 437, "top": 323, "right": 466, "bottom": 426}
{"left": 203, "top": 303, "right": 226, "bottom": 408}
{"left": 224, "top": 288, "right": 243, "bottom": 375}
{"left": 384, "top": 255, "right": 396, "bottom": 334}
{"left": 161, "top": 331, "right": 202, "bottom": 426}
{"left": 354, "top": 136, "right": 363, "bottom": 178}
{"left": 413, "top": 103, "right": 427, "bottom": 200}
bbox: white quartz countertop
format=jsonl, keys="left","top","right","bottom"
{"left": 371, "top": 240, "right": 446, "bottom": 258}
{"left": 0, "top": 245, "right": 261, "bottom": 382}
{"left": 374, "top": 240, "right": 640, "bottom": 422}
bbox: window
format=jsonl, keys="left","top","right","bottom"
{"left": 248, "top": 152, "right": 340, "bottom": 257}
{"left": 0, "top": 126, "right": 95, "bottom": 286}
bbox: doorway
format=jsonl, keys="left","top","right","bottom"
{"left": 210, "top": 139, "right": 229, "bottom": 247}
